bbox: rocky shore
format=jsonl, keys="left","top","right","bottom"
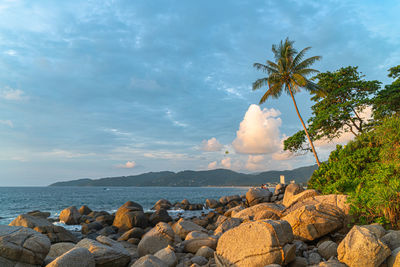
{"left": 1, "top": 184, "right": 399, "bottom": 267}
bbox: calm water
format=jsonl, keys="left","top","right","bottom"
{"left": 0, "top": 186, "right": 250, "bottom": 225}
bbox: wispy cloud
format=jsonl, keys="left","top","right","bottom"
{"left": 0, "top": 87, "right": 26, "bottom": 101}
{"left": 4, "top": 49, "right": 17, "bottom": 56}
{"left": 165, "top": 109, "right": 188, "bottom": 128}
{"left": 0, "top": 119, "right": 13, "bottom": 127}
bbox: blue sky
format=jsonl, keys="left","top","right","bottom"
{"left": 0, "top": 0, "right": 399, "bottom": 186}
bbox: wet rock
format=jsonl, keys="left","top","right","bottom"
{"left": 60, "top": 206, "right": 81, "bottom": 225}
{"left": 149, "top": 209, "right": 172, "bottom": 226}
{"left": 113, "top": 201, "right": 148, "bottom": 232}
{"left": 79, "top": 205, "right": 93, "bottom": 216}
{"left": 9, "top": 213, "right": 52, "bottom": 228}
{"left": 152, "top": 199, "right": 173, "bottom": 211}
{"left": 27, "top": 210, "right": 51, "bottom": 218}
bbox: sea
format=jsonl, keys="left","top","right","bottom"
{"left": 0, "top": 186, "right": 251, "bottom": 228}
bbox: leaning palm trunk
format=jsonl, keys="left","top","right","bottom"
{"left": 288, "top": 85, "right": 321, "bottom": 166}
{"left": 252, "top": 38, "right": 322, "bottom": 167}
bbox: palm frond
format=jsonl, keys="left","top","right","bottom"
{"left": 295, "top": 56, "right": 322, "bottom": 71}
{"left": 253, "top": 63, "right": 277, "bottom": 74}
{"left": 252, "top": 78, "right": 268, "bottom": 91}
{"left": 297, "top": 68, "right": 320, "bottom": 77}
{"left": 291, "top": 47, "right": 311, "bottom": 69}
{"left": 293, "top": 73, "right": 307, "bottom": 87}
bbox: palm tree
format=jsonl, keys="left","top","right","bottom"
{"left": 253, "top": 38, "right": 321, "bottom": 166}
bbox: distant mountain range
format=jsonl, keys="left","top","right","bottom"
{"left": 48, "top": 165, "right": 318, "bottom": 187}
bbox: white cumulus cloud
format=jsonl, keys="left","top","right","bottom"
{"left": 245, "top": 155, "right": 265, "bottom": 171}
{"left": 221, "top": 157, "right": 231, "bottom": 169}
{"left": 233, "top": 104, "right": 282, "bottom": 154}
{"left": 201, "top": 137, "right": 223, "bottom": 152}
{"left": 116, "top": 161, "right": 136, "bottom": 169}
{"left": 207, "top": 161, "right": 218, "bottom": 170}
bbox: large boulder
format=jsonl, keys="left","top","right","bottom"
{"left": 138, "top": 222, "right": 178, "bottom": 256}
{"left": 131, "top": 255, "right": 167, "bottom": 267}
{"left": 118, "top": 227, "right": 145, "bottom": 241}
{"left": 337, "top": 225, "right": 391, "bottom": 267}
{"left": 283, "top": 194, "right": 350, "bottom": 216}
{"left": 205, "top": 199, "right": 221, "bottom": 209}
{"left": 214, "top": 217, "right": 242, "bottom": 236}
{"left": 153, "top": 245, "right": 177, "bottom": 267}
{"left": 183, "top": 231, "right": 217, "bottom": 253}
{"left": 318, "top": 240, "right": 338, "bottom": 260}
{"left": 79, "top": 205, "right": 93, "bottom": 216}
{"left": 232, "top": 203, "right": 284, "bottom": 220}
{"left": 113, "top": 201, "right": 148, "bottom": 232}
{"left": 60, "top": 206, "right": 81, "bottom": 225}
{"left": 172, "top": 218, "right": 207, "bottom": 239}
{"left": 245, "top": 188, "right": 272, "bottom": 206}
{"left": 151, "top": 199, "right": 172, "bottom": 210}
{"left": 282, "top": 203, "right": 344, "bottom": 241}
{"left": 46, "top": 247, "right": 95, "bottom": 267}
{"left": 0, "top": 225, "right": 51, "bottom": 266}
{"left": 34, "top": 225, "right": 78, "bottom": 243}
{"left": 283, "top": 189, "right": 319, "bottom": 208}
{"left": 27, "top": 210, "right": 51, "bottom": 218}
{"left": 381, "top": 230, "right": 400, "bottom": 250}
{"left": 388, "top": 247, "right": 400, "bottom": 267}
{"left": 76, "top": 236, "right": 131, "bottom": 267}
{"left": 215, "top": 220, "right": 294, "bottom": 267}
{"left": 9, "top": 214, "right": 52, "bottom": 228}
{"left": 47, "top": 242, "right": 76, "bottom": 258}
{"left": 282, "top": 184, "right": 304, "bottom": 204}
{"left": 149, "top": 209, "right": 172, "bottom": 226}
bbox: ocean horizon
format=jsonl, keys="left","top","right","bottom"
{"left": 0, "top": 186, "right": 252, "bottom": 226}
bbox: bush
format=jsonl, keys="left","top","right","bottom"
{"left": 308, "top": 116, "right": 400, "bottom": 228}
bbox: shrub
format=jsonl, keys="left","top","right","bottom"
{"left": 308, "top": 116, "right": 400, "bottom": 228}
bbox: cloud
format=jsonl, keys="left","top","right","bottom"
{"left": 245, "top": 155, "right": 265, "bottom": 171}
{"left": 221, "top": 157, "right": 231, "bottom": 169}
{"left": 4, "top": 49, "right": 17, "bottom": 56}
{"left": 0, "top": 119, "right": 13, "bottom": 127}
{"left": 233, "top": 105, "right": 282, "bottom": 154}
{"left": 0, "top": 87, "right": 25, "bottom": 100}
{"left": 207, "top": 161, "right": 217, "bottom": 170}
{"left": 165, "top": 109, "right": 188, "bottom": 128}
{"left": 41, "top": 149, "right": 95, "bottom": 159}
{"left": 116, "top": 161, "right": 136, "bottom": 169}
{"left": 201, "top": 137, "right": 223, "bottom": 152}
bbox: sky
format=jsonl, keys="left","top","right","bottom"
{"left": 0, "top": 0, "right": 399, "bottom": 186}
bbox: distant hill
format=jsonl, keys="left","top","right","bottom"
{"left": 48, "top": 165, "right": 317, "bottom": 187}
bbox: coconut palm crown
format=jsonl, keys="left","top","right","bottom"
{"left": 253, "top": 38, "right": 322, "bottom": 166}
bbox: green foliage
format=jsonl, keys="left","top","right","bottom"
{"left": 308, "top": 116, "right": 400, "bottom": 228}
{"left": 373, "top": 65, "right": 400, "bottom": 119}
{"left": 283, "top": 130, "right": 310, "bottom": 153}
{"left": 284, "top": 66, "right": 381, "bottom": 153}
